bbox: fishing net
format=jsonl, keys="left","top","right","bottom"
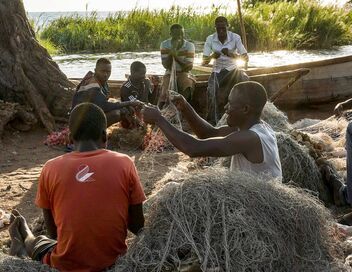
{"left": 109, "top": 168, "right": 345, "bottom": 272}
{"left": 297, "top": 112, "right": 352, "bottom": 151}
{"left": 143, "top": 58, "right": 182, "bottom": 154}
{"left": 261, "top": 102, "right": 292, "bottom": 133}
{"left": 216, "top": 102, "right": 291, "bottom": 133}
{"left": 0, "top": 253, "right": 57, "bottom": 272}
{"left": 276, "top": 132, "right": 332, "bottom": 204}
{"left": 293, "top": 112, "right": 352, "bottom": 176}
{"left": 43, "top": 127, "right": 70, "bottom": 146}
{"left": 107, "top": 125, "right": 147, "bottom": 151}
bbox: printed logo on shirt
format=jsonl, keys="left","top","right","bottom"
{"left": 75, "top": 165, "right": 95, "bottom": 183}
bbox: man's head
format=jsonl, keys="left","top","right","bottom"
{"left": 170, "top": 24, "right": 184, "bottom": 43}
{"left": 215, "top": 16, "right": 229, "bottom": 40}
{"left": 225, "top": 81, "right": 267, "bottom": 127}
{"left": 95, "top": 58, "right": 111, "bottom": 85}
{"left": 69, "top": 102, "right": 107, "bottom": 144}
{"left": 130, "top": 61, "right": 147, "bottom": 83}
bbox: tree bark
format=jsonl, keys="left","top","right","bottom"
{"left": 0, "top": 0, "right": 75, "bottom": 132}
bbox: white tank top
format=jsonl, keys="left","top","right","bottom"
{"left": 230, "top": 122, "right": 282, "bottom": 180}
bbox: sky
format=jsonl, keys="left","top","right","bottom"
{"left": 23, "top": 0, "right": 348, "bottom": 12}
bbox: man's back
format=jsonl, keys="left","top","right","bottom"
{"left": 36, "top": 149, "right": 146, "bottom": 271}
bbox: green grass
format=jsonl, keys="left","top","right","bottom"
{"left": 38, "top": 1, "right": 352, "bottom": 53}
{"left": 37, "top": 37, "right": 62, "bottom": 55}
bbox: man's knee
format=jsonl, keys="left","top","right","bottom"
{"left": 105, "top": 110, "right": 122, "bottom": 127}
{"left": 179, "top": 87, "right": 193, "bottom": 102}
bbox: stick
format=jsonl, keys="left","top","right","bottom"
{"left": 236, "top": 0, "right": 248, "bottom": 69}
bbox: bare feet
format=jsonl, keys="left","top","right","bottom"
{"left": 8, "top": 217, "right": 27, "bottom": 258}
{"left": 12, "top": 210, "right": 34, "bottom": 242}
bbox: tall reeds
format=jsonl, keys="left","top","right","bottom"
{"left": 39, "top": 1, "right": 352, "bottom": 53}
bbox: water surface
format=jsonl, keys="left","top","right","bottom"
{"left": 53, "top": 45, "right": 352, "bottom": 80}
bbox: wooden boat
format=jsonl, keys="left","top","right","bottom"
{"left": 69, "top": 66, "right": 310, "bottom": 117}
{"left": 194, "top": 54, "right": 352, "bottom": 107}
{"left": 69, "top": 55, "right": 352, "bottom": 118}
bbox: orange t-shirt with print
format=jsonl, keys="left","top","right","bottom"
{"left": 35, "top": 149, "right": 146, "bottom": 272}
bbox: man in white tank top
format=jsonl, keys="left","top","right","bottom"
{"left": 142, "top": 81, "right": 282, "bottom": 179}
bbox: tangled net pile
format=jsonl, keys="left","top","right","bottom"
{"left": 0, "top": 253, "right": 57, "bottom": 272}
{"left": 43, "top": 127, "right": 70, "bottom": 146}
{"left": 276, "top": 132, "right": 332, "bottom": 204}
{"left": 110, "top": 168, "right": 342, "bottom": 272}
{"left": 107, "top": 125, "right": 147, "bottom": 151}
{"left": 296, "top": 113, "right": 352, "bottom": 152}
{"left": 261, "top": 102, "right": 292, "bottom": 132}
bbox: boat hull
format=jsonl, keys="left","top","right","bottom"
{"left": 194, "top": 55, "right": 352, "bottom": 107}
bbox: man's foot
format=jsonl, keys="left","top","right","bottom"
{"left": 11, "top": 210, "right": 34, "bottom": 243}
{"left": 320, "top": 163, "right": 347, "bottom": 206}
{"left": 8, "top": 217, "right": 27, "bottom": 257}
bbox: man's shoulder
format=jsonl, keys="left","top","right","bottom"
{"left": 121, "top": 79, "right": 132, "bottom": 89}
{"left": 206, "top": 33, "right": 216, "bottom": 41}
{"left": 42, "top": 153, "right": 71, "bottom": 172}
{"left": 228, "top": 31, "right": 241, "bottom": 40}
{"left": 160, "top": 38, "right": 172, "bottom": 48}
{"left": 104, "top": 150, "right": 134, "bottom": 164}
{"left": 183, "top": 40, "right": 195, "bottom": 50}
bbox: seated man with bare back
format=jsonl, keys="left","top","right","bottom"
{"left": 8, "top": 102, "right": 146, "bottom": 271}
{"left": 72, "top": 58, "right": 141, "bottom": 127}
{"left": 142, "top": 81, "right": 282, "bottom": 179}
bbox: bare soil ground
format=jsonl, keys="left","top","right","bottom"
{"left": 0, "top": 126, "right": 190, "bottom": 252}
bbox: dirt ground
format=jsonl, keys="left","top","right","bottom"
{"left": 0, "top": 126, "right": 191, "bottom": 252}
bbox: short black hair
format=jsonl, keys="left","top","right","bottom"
{"left": 215, "top": 16, "right": 228, "bottom": 26}
{"left": 170, "top": 24, "right": 183, "bottom": 32}
{"left": 96, "top": 58, "right": 111, "bottom": 67}
{"left": 69, "top": 102, "right": 107, "bottom": 142}
{"left": 130, "top": 61, "right": 146, "bottom": 73}
{"left": 232, "top": 81, "right": 268, "bottom": 116}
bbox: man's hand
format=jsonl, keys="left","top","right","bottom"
{"left": 221, "top": 48, "right": 230, "bottom": 56}
{"left": 212, "top": 51, "right": 221, "bottom": 59}
{"left": 334, "top": 103, "right": 344, "bottom": 117}
{"left": 130, "top": 100, "right": 144, "bottom": 110}
{"left": 171, "top": 94, "right": 187, "bottom": 112}
{"left": 141, "top": 104, "right": 162, "bottom": 124}
{"left": 170, "top": 49, "right": 177, "bottom": 57}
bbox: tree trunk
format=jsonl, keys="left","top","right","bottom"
{"left": 0, "top": 0, "right": 75, "bottom": 132}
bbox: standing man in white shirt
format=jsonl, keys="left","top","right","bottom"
{"left": 202, "top": 16, "right": 249, "bottom": 123}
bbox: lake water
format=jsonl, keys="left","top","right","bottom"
{"left": 27, "top": 12, "right": 352, "bottom": 80}
{"left": 52, "top": 46, "right": 352, "bottom": 80}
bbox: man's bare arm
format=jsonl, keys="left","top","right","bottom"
{"left": 173, "top": 57, "right": 193, "bottom": 72}
{"left": 128, "top": 203, "right": 144, "bottom": 235}
{"left": 43, "top": 209, "right": 57, "bottom": 239}
{"left": 150, "top": 112, "right": 260, "bottom": 159}
{"left": 161, "top": 55, "right": 172, "bottom": 70}
{"left": 174, "top": 95, "right": 236, "bottom": 138}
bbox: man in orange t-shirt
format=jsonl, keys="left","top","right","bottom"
{"left": 8, "top": 102, "right": 146, "bottom": 271}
